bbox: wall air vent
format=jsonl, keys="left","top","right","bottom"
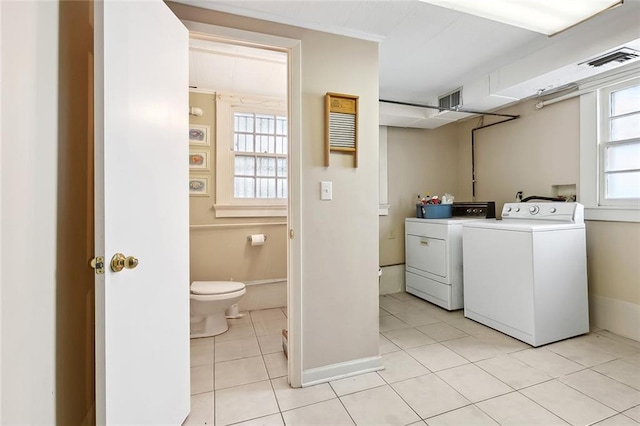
{"left": 438, "top": 88, "right": 462, "bottom": 111}
{"left": 581, "top": 47, "right": 640, "bottom": 68}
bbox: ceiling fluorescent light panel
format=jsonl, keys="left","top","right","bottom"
{"left": 419, "top": 0, "right": 623, "bottom": 36}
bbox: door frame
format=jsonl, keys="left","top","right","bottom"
{"left": 183, "top": 20, "right": 303, "bottom": 387}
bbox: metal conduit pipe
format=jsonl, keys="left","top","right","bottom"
{"left": 379, "top": 99, "right": 520, "bottom": 118}
{"left": 471, "top": 116, "right": 520, "bottom": 200}
{"left": 535, "top": 65, "right": 640, "bottom": 109}
{"left": 535, "top": 87, "right": 593, "bottom": 109}
{"left": 377, "top": 98, "right": 520, "bottom": 201}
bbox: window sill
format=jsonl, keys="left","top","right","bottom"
{"left": 214, "top": 203, "right": 287, "bottom": 218}
{"left": 584, "top": 206, "right": 640, "bottom": 223}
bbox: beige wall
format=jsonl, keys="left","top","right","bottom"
{"left": 586, "top": 221, "right": 640, "bottom": 305}
{"left": 380, "top": 125, "right": 459, "bottom": 266}
{"left": 299, "top": 31, "right": 379, "bottom": 370}
{"left": 587, "top": 221, "right": 640, "bottom": 340}
{"left": 190, "top": 226, "right": 287, "bottom": 283}
{"left": 169, "top": 3, "right": 380, "bottom": 373}
{"left": 456, "top": 98, "right": 580, "bottom": 209}
{"left": 188, "top": 92, "right": 287, "bottom": 283}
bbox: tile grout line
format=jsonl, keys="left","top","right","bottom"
{"left": 513, "top": 386, "right": 596, "bottom": 426}
{"left": 556, "top": 367, "right": 639, "bottom": 414}
{"left": 252, "top": 309, "right": 284, "bottom": 425}
{"left": 194, "top": 298, "right": 640, "bottom": 425}
{"left": 378, "top": 294, "right": 638, "bottom": 424}
{"left": 400, "top": 308, "right": 584, "bottom": 424}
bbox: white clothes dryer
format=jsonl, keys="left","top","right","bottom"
{"left": 405, "top": 202, "right": 496, "bottom": 310}
{"left": 462, "top": 202, "right": 588, "bottom": 346}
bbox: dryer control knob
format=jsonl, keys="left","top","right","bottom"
{"left": 515, "top": 207, "right": 520, "bottom": 212}
{"left": 506, "top": 207, "right": 512, "bottom": 212}
{"left": 529, "top": 206, "right": 539, "bottom": 214}
{"left": 549, "top": 207, "right": 557, "bottom": 213}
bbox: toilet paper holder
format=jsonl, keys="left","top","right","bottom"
{"left": 247, "top": 234, "right": 267, "bottom": 242}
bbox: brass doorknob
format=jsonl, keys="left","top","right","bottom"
{"left": 125, "top": 256, "right": 139, "bottom": 269}
{"left": 111, "top": 253, "right": 139, "bottom": 272}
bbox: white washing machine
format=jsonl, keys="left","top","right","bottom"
{"left": 405, "top": 202, "right": 495, "bottom": 310}
{"left": 462, "top": 202, "right": 588, "bottom": 346}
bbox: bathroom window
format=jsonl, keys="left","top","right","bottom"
{"left": 215, "top": 93, "right": 288, "bottom": 217}
{"left": 233, "top": 112, "right": 288, "bottom": 199}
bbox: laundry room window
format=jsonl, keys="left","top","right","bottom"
{"left": 599, "top": 79, "right": 640, "bottom": 206}
{"left": 580, "top": 70, "right": 640, "bottom": 222}
{"left": 214, "top": 93, "right": 288, "bottom": 217}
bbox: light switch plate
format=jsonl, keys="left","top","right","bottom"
{"left": 320, "top": 181, "right": 332, "bottom": 200}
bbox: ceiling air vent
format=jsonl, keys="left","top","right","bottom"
{"left": 582, "top": 48, "right": 640, "bottom": 68}
{"left": 439, "top": 88, "right": 462, "bottom": 111}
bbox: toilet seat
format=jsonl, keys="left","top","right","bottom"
{"left": 190, "top": 281, "right": 246, "bottom": 338}
{"left": 191, "top": 281, "right": 245, "bottom": 295}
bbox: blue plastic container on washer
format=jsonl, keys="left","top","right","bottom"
{"left": 424, "top": 204, "right": 453, "bottom": 219}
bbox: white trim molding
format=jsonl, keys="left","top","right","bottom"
{"left": 585, "top": 207, "right": 640, "bottom": 223}
{"left": 378, "top": 204, "right": 391, "bottom": 216}
{"left": 379, "top": 264, "right": 405, "bottom": 295}
{"left": 301, "top": 356, "right": 384, "bottom": 387}
{"left": 379, "top": 126, "right": 389, "bottom": 216}
{"left": 590, "top": 295, "right": 640, "bottom": 342}
{"left": 213, "top": 204, "right": 286, "bottom": 218}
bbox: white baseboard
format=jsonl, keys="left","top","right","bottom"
{"left": 238, "top": 280, "right": 287, "bottom": 311}
{"left": 379, "top": 265, "right": 405, "bottom": 295}
{"left": 301, "top": 356, "right": 384, "bottom": 387}
{"left": 590, "top": 295, "right": 640, "bottom": 342}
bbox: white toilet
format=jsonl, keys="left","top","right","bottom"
{"left": 190, "top": 281, "right": 246, "bottom": 338}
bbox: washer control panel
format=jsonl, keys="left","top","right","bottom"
{"left": 451, "top": 202, "right": 496, "bottom": 218}
{"left": 502, "top": 202, "right": 584, "bottom": 223}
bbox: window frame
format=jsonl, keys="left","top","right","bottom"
{"left": 232, "top": 110, "right": 288, "bottom": 200}
{"left": 579, "top": 68, "right": 640, "bottom": 223}
{"left": 214, "top": 92, "right": 288, "bottom": 218}
{"left": 598, "top": 79, "right": 640, "bottom": 207}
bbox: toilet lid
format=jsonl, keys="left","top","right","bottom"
{"left": 191, "top": 281, "right": 245, "bottom": 295}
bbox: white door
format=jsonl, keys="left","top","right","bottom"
{"left": 94, "top": 1, "right": 190, "bottom": 424}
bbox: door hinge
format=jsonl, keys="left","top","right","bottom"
{"left": 289, "top": 229, "right": 294, "bottom": 239}
{"left": 89, "top": 256, "right": 105, "bottom": 275}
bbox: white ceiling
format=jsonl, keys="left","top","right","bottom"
{"left": 182, "top": 0, "right": 640, "bottom": 127}
{"left": 189, "top": 38, "right": 287, "bottom": 97}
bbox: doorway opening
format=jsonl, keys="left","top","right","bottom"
{"left": 184, "top": 22, "right": 302, "bottom": 392}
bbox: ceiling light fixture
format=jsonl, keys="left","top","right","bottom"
{"left": 418, "top": 0, "right": 623, "bottom": 36}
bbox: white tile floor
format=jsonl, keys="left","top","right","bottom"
{"left": 185, "top": 293, "right": 640, "bottom": 426}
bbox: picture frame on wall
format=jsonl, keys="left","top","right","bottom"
{"left": 189, "top": 176, "right": 209, "bottom": 196}
{"left": 189, "top": 124, "right": 210, "bottom": 146}
{"left": 189, "top": 150, "right": 209, "bottom": 170}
